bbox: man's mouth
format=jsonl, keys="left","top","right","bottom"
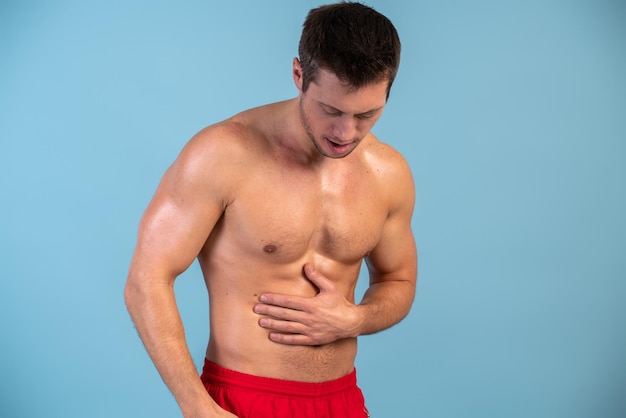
{"left": 325, "top": 138, "right": 352, "bottom": 153}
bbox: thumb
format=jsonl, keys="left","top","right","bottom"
{"left": 303, "top": 263, "right": 334, "bottom": 293}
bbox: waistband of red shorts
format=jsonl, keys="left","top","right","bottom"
{"left": 201, "top": 358, "right": 358, "bottom": 397}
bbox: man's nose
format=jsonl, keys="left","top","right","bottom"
{"left": 332, "top": 116, "right": 357, "bottom": 143}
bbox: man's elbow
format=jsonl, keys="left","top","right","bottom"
{"left": 124, "top": 269, "right": 153, "bottom": 316}
{"left": 124, "top": 269, "right": 175, "bottom": 314}
{"left": 124, "top": 276, "right": 140, "bottom": 316}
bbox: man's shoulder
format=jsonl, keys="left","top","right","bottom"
{"left": 189, "top": 100, "right": 294, "bottom": 164}
{"left": 362, "top": 134, "right": 413, "bottom": 178}
{"left": 360, "top": 135, "right": 415, "bottom": 212}
{"left": 176, "top": 117, "right": 267, "bottom": 175}
{"left": 162, "top": 116, "right": 263, "bottom": 204}
{"left": 191, "top": 117, "right": 260, "bottom": 153}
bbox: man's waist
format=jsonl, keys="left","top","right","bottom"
{"left": 200, "top": 358, "right": 358, "bottom": 396}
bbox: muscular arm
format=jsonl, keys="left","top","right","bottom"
{"left": 354, "top": 149, "right": 418, "bottom": 335}
{"left": 124, "top": 128, "right": 237, "bottom": 417}
{"left": 358, "top": 176, "right": 417, "bottom": 336}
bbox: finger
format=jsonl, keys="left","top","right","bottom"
{"left": 254, "top": 304, "right": 309, "bottom": 322}
{"left": 303, "top": 264, "right": 334, "bottom": 292}
{"left": 268, "top": 332, "right": 319, "bottom": 346}
{"left": 258, "top": 293, "right": 308, "bottom": 311}
{"left": 258, "top": 316, "right": 309, "bottom": 334}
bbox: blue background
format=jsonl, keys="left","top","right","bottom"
{"left": 1, "top": 1, "right": 625, "bottom": 417}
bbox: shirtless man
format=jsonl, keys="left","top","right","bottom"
{"left": 125, "top": 3, "right": 417, "bottom": 417}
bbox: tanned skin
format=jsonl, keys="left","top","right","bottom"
{"left": 125, "top": 58, "right": 417, "bottom": 417}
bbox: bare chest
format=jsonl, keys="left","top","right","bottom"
{"left": 219, "top": 163, "right": 387, "bottom": 265}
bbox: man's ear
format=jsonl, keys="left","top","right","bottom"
{"left": 292, "top": 57, "right": 303, "bottom": 91}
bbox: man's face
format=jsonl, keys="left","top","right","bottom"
{"left": 296, "top": 65, "right": 388, "bottom": 159}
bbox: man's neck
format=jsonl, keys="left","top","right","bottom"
{"left": 270, "top": 98, "right": 329, "bottom": 168}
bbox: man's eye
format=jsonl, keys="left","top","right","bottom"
{"left": 357, "top": 114, "right": 373, "bottom": 120}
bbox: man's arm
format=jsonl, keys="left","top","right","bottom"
{"left": 357, "top": 170, "right": 417, "bottom": 336}
{"left": 355, "top": 152, "right": 417, "bottom": 335}
{"left": 124, "top": 128, "right": 238, "bottom": 417}
{"left": 254, "top": 154, "right": 417, "bottom": 345}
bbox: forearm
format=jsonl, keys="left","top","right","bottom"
{"left": 124, "top": 278, "right": 221, "bottom": 417}
{"left": 355, "top": 279, "right": 415, "bottom": 336}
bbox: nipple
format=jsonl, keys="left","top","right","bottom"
{"left": 263, "top": 244, "right": 278, "bottom": 254}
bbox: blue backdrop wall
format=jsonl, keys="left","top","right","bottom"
{"left": 1, "top": 1, "right": 624, "bottom": 417}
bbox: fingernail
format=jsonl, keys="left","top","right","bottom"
{"left": 259, "top": 295, "right": 268, "bottom": 302}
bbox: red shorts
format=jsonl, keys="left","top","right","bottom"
{"left": 200, "top": 359, "right": 370, "bottom": 418}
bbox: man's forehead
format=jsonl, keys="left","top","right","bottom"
{"left": 310, "top": 71, "right": 388, "bottom": 113}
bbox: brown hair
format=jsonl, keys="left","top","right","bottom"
{"left": 298, "top": 2, "right": 401, "bottom": 99}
